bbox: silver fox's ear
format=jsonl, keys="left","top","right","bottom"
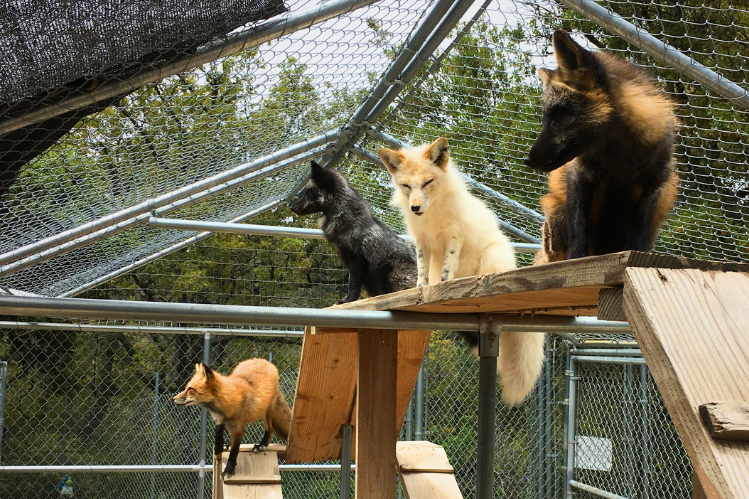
{"left": 378, "top": 148, "right": 404, "bottom": 174}
{"left": 425, "top": 137, "right": 449, "bottom": 170}
{"left": 551, "top": 30, "right": 597, "bottom": 91}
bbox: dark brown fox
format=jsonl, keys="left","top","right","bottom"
{"left": 525, "top": 30, "right": 679, "bottom": 262}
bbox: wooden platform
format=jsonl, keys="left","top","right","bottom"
{"left": 213, "top": 445, "right": 285, "bottom": 499}
{"left": 283, "top": 251, "right": 749, "bottom": 499}
{"left": 396, "top": 441, "right": 463, "bottom": 499}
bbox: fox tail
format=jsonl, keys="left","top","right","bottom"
{"left": 272, "top": 388, "right": 293, "bottom": 441}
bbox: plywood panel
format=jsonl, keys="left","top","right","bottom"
{"left": 220, "top": 449, "right": 282, "bottom": 499}
{"left": 286, "top": 328, "right": 430, "bottom": 464}
{"left": 623, "top": 268, "right": 749, "bottom": 499}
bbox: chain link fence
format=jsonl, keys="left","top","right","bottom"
{"left": 1, "top": 233, "right": 692, "bottom": 499}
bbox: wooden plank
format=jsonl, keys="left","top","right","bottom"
{"left": 285, "top": 326, "right": 358, "bottom": 464}
{"left": 623, "top": 268, "right": 749, "bottom": 499}
{"left": 597, "top": 287, "right": 626, "bottom": 321}
{"left": 396, "top": 442, "right": 462, "bottom": 499}
{"left": 356, "top": 329, "right": 398, "bottom": 499}
{"left": 221, "top": 449, "right": 282, "bottom": 499}
{"left": 287, "top": 328, "right": 429, "bottom": 464}
{"left": 700, "top": 402, "right": 749, "bottom": 442}
{"left": 695, "top": 473, "right": 709, "bottom": 499}
{"left": 214, "top": 453, "right": 224, "bottom": 499}
{"left": 335, "top": 251, "right": 749, "bottom": 315}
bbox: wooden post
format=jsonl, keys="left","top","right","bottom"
{"left": 356, "top": 329, "right": 398, "bottom": 499}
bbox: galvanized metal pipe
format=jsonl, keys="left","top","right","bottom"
{"left": 149, "top": 215, "right": 542, "bottom": 253}
{"left": 564, "top": 357, "right": 578, "bottom": 499}
{"left": 0, "top": 0, "right": 386, "bottom": 135}
{"left": 0, "top": 132, "right": 336, "bottom": 271}
{"left": 570, "top": 348, "right": 641, "bottom": 357}
{"left": 340, "top": 425, "right": 353, "bottom": 499}
{"left": 476, "top": 318, "right": 499, "bottom": 499}
{"left": 558, "top": 0, "right": 749, "bottom": 110}
{"left": 0, "top": 295, "right": 483, "bottom": 331}
{"left": 414, "top": 362, "right": 426, "bottom": 440}
{"left": 640, "top": 365, "right": 651, "bottom": 499}
{"left": 568, "top": 480, "right": 629, "bottom": 499}
{"left": 0, "top": 321, "right": 304, "bottom": 337}
{"left": 572, "top": 355, "right": 646, "bottom": 365}
{"left": 59, "top": 199, "right": 283, "bottom": 297}
{"left": 197, "top": 333, "right": 211, "bottom": 499}
{"left": 0, "top": 464, "right": 354, "bottom": 473}
{"left": 0, "top": 361, "right": 6, "bottom": 464}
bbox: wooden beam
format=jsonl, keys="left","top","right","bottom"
{"left": 356, "top": 329, "right": 398, "bottom": 499}
{"left": 335, "top": 251, "right": 748, "bottom": 315}
{"left": 623, "top": 268, "right": 749, "bottom": 499}
{"left": 700, "top": 402, "right": 749, "bottom": 442}
{"left": 597, "top": 287, "right": 626, "bottom": 321}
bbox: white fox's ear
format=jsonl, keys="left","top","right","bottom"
{"left": 378, "top": 148, "right": 404, "bottom": 174}
{"left": 425, "top": 137, "right": 449, "bottom": 169}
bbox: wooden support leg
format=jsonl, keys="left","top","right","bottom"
{"left": 693, "top": 472, "right": 708, "bottom": 499}
{"left": 356, "top": 329, "right": 398, "bottom": 499}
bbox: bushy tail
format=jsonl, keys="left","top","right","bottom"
{"left": 272, "top": 388, "right": 293, "bottom": 441}
{"left": 498, "top": 331, "right": 546, "bottom": 405}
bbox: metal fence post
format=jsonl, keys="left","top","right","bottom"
{"left": 414, "top": 360, "right": 426, "bottom": 441}
{"left": 625, "top": 364, "right": 634, "bottom": 499}
{"left": 0, "top": 361, "right": 7, "bottom": 464}
{"left": 563, "top": 356, "right": 578, "bottom": 499}
{"left": 640, "top": 365, "right": 651, "bottom": 499}
{"left": 477, "top": 316, "right": 499, "bottom": 499}
{"left": 340, "top": 424, "right": 353, "bottom": 499}
{"left": 151, "top": 371, "right": 160, "bottom": 499}
{"left": 197, "top": 332, "right": 211, "bottom": 499}
{"left": 544, "top": 341, "right": 555, "bottom": 499}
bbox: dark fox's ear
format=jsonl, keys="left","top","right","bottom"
{"left": 310, "top": 161, "right": 324, "bottom": 177}
{"left": 378, "top": 148, "right": 404, "bottom": 174}
{"left": 551, "top": 30, "right": 598, "bottom": 91}
{"left": 553, "top": 30, "right": 585, "bottom": 72}
{"left": 425, "top": 137, "right": 449, "bottom": 170}
{"left": 309, "top": 160, "right": 336, "bottom": 190}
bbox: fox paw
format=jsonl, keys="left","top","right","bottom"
{"left": 222, "top": 463, "right": 236, "bottom": 477}
{"left": 253, "top": 444, "right": 267, "bottom": 453}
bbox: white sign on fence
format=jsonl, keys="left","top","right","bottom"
{"left": 575, "top": 435, "right": 613, "bottom": 471}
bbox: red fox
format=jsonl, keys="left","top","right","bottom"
{"left": 173, "top": 359, "right": 292, "bottom": 477}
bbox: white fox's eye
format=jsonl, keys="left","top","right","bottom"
{"left": 422, "top": 179, "right": 434, "bottom": 188}
{"left": 401, "top": 184, "right": 411, "bottom": 190}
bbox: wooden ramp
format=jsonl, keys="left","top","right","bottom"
{"left": 396, "top": 441, "right": 463, "bottom": 499}
{"left": 213, "top": 445, "right": 285, "bottom": 499}
{"left": 623, "top": 268, "right": 749, "bottom": 499}
{"left": 285, "top": 327, "right": 430, "bottom": 463}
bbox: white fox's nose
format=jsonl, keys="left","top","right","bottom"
{"left": 411, "top": 205, "right": 421, "bottom": 212}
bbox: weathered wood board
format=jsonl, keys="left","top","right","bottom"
{"left": 396, "top": 441, "right": 462, "bottom": 499}
{"left": 623, "top": 268, "right": 749, "bottom": 499}
{"left": 285, "top": 327, "right": 430, "bottom": 463}
{"left": 219, "top": 448, "right": 282, "bottom": 499}
{"left": 336, "top": 251, "right": 748, "bottom": 316}
{"left": 700, "top": 402, "right": 749, "bottom": 442}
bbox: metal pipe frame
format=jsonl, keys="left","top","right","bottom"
{"left": 339, "top": 424, "right": 353, "bottom": 499}
{"left": 558, "top": 0, "right": 749, "bottom": 110}
{"left": 572, "top": 355, "right": 646, "bottom": 365}
{"left": 563, "top": 356, "right": 578, "bottom": 499}
{"left": 197, "top": 332, "right": 211, "bottom": 499}
{"left": 0, "top": 295, "right": 483, "bottom": 331}
{"left": 0, "top": 146, "right": 327, "bottom": 279}
{"left": 0, "top": 298, "right": 632, "bottom": 334}
{"left": 60, "top": 199, "right": 283, "bottom": 297}
{"left": 348, "top": 144, "right": 542, "bottom": 245}
{"left": 568, "top": 480, "right": 628, "bottom": 499}
{"left": 0, "top": 464, "right": 354, "bottom": 473}
{"left": 570, "top": 348, "right": 642, "bottom": 357}
{"left": 0, "top": 0, "right": 387, "bottom": 136}
{"left": 0, "top": 321, "right": 304, "bottom": 338}
{"left": 0, "top": 131, "right": 337, "bottom": 273}
{"left": 149, "top": 215, "right": 543, "bottom": 253}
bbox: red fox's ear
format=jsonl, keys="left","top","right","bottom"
{"left": 378, "top": 148, "right": 404, "bottom": 174}
{"left": 200, "top": 362, "right": 214, "bottom": 380}
{"left": 425, "top": 137, "right": 449, "bottom": 170}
